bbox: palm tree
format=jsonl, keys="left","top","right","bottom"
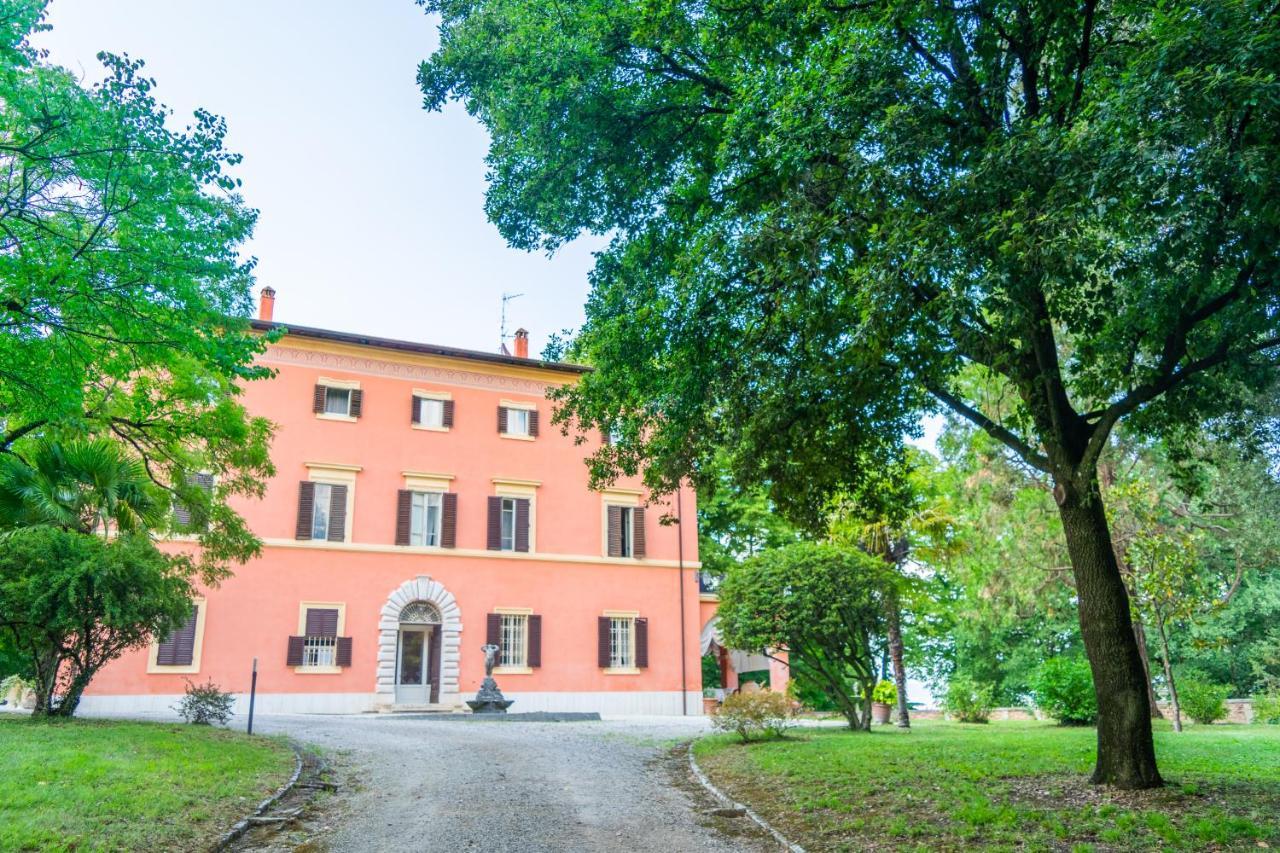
{"left": 0, "top": 438, "right": 165, "bottom": 535}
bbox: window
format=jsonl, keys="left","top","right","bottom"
{"left": 304, "top": 634, "right": 337, "bottom": 667}
{"left": 410, "top": 491, "right": 442, "bottom": 546}
{"left": 506, "top": 408, "right": 530, "bottom": 436}
{"left": 155, "top": 606, "right": 199, "bottom": 667}
{"left": 173, "top": 472, "right": 214, "bottom": 532}
{"left": 499, "top": 614, "right": 528, "bottom": 668}
{"left": 500, "top": 497, "right": 517, "bottom": 551}
{"left": 610, "top": 617, "right": 633, "bottom": 669}
{"left": 618, "top": 508, "right": 633, "bottom": 557}
{"left": 418, "top": 397, "right": 445, "bottom": 429}
{"left": 288, "top": 604, "right": 351, "bottom": 672}
{"left": 606, "top": 504, "right": 646, "bottom": 559}
{"left": 311, "top": 483, "right": 333, "bottom": 540}
{"left": 324, "top": 387, "right": 351, "bottom": 416}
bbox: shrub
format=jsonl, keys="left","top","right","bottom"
{"left": 1252, "top": 693, "right": 1280, "bottom": 725}
{"left": 174, "top": 679, "right": 235, "bottom": 726}
{"left": 872, "top": 680, "right": 898, "bottom": 705}
{"left": 1031, "top": 657, "right": 1097, "bottom": 725}
{"left": 943, "top": 676, "right": 994, "bottom": 723}
{"left": 1179, "top": 679, "right": 1229, "bottom": 725}
{"left": 712, "top": 689, "right": 795, "bottom": 742}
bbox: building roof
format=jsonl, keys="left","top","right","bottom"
{"left": 250, "top": 319, "right": 590, "bottom": 376}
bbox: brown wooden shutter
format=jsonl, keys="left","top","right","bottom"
{"left": 486, "top": 612, "right": 502, "bottom": 648}
{"left": 312, "top": 384, "right": 326, "bottom": 413}
{"left": 497, "top": 406, "right": 508, "bottom": 434}
{"left": 305, "top": 608, "right": 339, "bottom": 637}
{"left": 429, "top": 631, "right": 443, "bottom": 703}
{"left": 286, "top": 635, "right": 306, "bottom": 667}
{"left": 606, "top": 505, "right": 623, "bottom": 557}
{"left": 395, "top": 490, "right": 412, "bottom": 546}
{"left": 632, "top": 507, "right": 646, "bottom": 558}
{"left": 486, "top": 496, "right": 502, "bottom": 550}
{"left": 411, "top": 395, "right": 420, "bottom": 424}
{"left": 336, "top": 636, "right": 353, "bottom": 667}
{"left": 327, "top": 484, "right": 347, "bottom": 542}
{"left": 528, "top": 409, "right": 540, "bottom": 437}
{"left": 295, "top": 481, "right": 316, "bottom": 539}
{"left": 349, "top": 389, "right": 363, "bottom": 418}
{"left": 514, "top": 498, "right": 531, "bottom": 552}
{"left": 597, "top": 617, "right": 611, "bottom": 667}
{"left": 528, "top": 615, "right": 542, "bottom": 668}
{"left": 442, "top": 399, "right": 455, "bottom": 428}
{"left": 156, "top": 606, "right": 198, "bottom": 666}
{"left": 441, "top": 493, "right": 458, "bottom": 548}
{"left": 635, "top": 617, "right": 649, "bottom": 668}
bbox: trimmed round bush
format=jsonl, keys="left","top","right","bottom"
{"left": 943, "top": 676, "right": 994, "bottom": 723}
{"left": 1032, "top": 657, "right": 1097, "bottom": 725}
{"left": 1179, "top": 679, "right": 1229, "bottom": 725}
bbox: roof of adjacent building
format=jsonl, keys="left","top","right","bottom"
{"left": 250, "top": 319, "right": 590, "bottom": 376}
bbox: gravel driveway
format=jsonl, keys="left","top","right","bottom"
{"left": 240, "top": 714, "right": 774, "bottom": 852}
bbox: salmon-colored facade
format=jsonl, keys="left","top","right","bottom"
{"left": 85, "top": 303, "right": 707, "bottom": 715}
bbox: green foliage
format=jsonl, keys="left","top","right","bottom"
{"left": 943, "top": 677, "right": 995, "bottom": 724}
{"left": 701, "top": 653, "right": 721, "bottom": 692}
{"left": 711, "top": 690, "right": 795, "bottom": 743}
{"left": 0, "top": 1, "right": 275, "bottom": 579}
{"left": 788, "top": 670, "right": 838, "bottom": 713}
{"left": 697, "top": 455, "right": 800, "bottom": 577}
{"left": 174, "top": 679, "right": 235, "bottom": 726}
{"left": 1251, "top": 693, "right": 1280, "bottom": 725}
{"left": 0, "top": 526, "right": 196, "bottom": 716}
{"left": 872, "top": 680, "right": 898, "bottom": 706}
{"left": 1032, "top": 658, "right": 1098, "bottom": 726}
{"left": 717, "top": 542, "right": 892, "bottom": 729}
{"left": 1178, "top": 680, "right": 1229, "bottom": 726}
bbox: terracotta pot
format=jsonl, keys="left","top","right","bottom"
{"left": 872, "top": 701, "right": 892, "bottom": 724}
{"left": 703, "top": 697, "right": 720, "bottom": 716}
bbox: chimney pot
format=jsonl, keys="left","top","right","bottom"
{"left": 514, "top": 327, "right": 529, "bottom": 359}
{"left": 259, "top": 287, "right": 276, "bottom": 322}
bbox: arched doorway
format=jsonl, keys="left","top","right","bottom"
{"left": 375, "top": 575, "right": 463, "bottom": 708}
{"left": 395, "top": 602, "right": 441, "bottom": 705}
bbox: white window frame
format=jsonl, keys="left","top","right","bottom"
{"left": 604, "top": 611, "right": 639, "bottom": 674}
{"left": 493, "top": 478, "right": 540, "bottom": 553}
{"left": 410, "top": 490, "right": 443, "bottom": 547}
{"left": 304, "top": 463, "right": 361, "bottom": 543}
{"left": 500, "top": 400, "right": 537, "bottom": 441}
{"left": 600, "top": 490, "right": 643, "bottom": 559}
{"left": 413, "top": 390, "right": 452, "bottom": 432}
{"left": 495, "top": 609, "right": 531, "bottom": 673}
{"left": 296, "top": 601, "right": 346, "bottom": 674}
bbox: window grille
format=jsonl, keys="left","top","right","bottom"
{"left": 399, "top": 602, "right": 441, "bottom": 624}
{"left": 500, "top": 614, "right": 527, "bottom": 668}
{"left": 610, "top": 617, "right": 633, "bottom": 668}
{"left": 303, "top": 634, "right": 337, "bottom": 667}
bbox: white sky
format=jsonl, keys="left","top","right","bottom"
{"left": 35, "top": 0, "right": 603, "bottom": 358}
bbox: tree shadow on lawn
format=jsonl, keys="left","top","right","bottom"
{"left": 695, "top": 722, "right": 1280, "bottom": 851}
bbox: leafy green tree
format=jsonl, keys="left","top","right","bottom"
{"left": 0, "top": 526, "right": 196, "bottom": 716}
{"left": 0, "top": 1, "right": 274, "bottom": 579}
{"left": 420, "top": 0, "right": 1279, "bottom": 786}
{"left": 697, "top": 453, "right": 800, "bottom": 579}
{"left": 717, "top": 542, "right": 891, "bottom": 730}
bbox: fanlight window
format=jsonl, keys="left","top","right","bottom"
{"left": 399, "top": 602, "right": 441, "bottom": 624}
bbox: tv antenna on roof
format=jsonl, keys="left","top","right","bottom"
{"left": 500, "top": 291, "right": 524, "bottom": 354}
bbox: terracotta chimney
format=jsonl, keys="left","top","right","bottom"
{"left": 258, "top": 286, "right": 276, "bottom": 322}
{"left": 513, "top": 327, "right": 529, "bottom": 359}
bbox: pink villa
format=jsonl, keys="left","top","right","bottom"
{"left": 84, "top": 289, "right": 775, "bottom": 716}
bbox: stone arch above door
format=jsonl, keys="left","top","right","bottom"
{"left": 375, "top": 575, "right": 462, "bottom": 707}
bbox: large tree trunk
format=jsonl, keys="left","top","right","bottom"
{"left": 885, "top": 586, "right": 911, "bottom": 729}
{"left": 1057, "top": 479, "right": 1163, "bottom": 789}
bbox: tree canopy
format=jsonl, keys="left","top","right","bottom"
{"left": 0, "top": 1, "right": 275, "bottom": 577}
{"left": 421, "top": 0, "right": 1279, "bottom": 787}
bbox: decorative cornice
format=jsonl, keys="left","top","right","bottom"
{"left": 261, "top": 346, "right": 554, "bottom": 396}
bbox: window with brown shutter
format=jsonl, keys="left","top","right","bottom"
{"left": 606, "top": 505, "right": 624, "bottom": 557}
{"left": 413, "top": 396, "right": 449, "bottom": 429}
{"left": 286, "top": 635, "right": 306, "bottom": 667}
{"left": 349, "top": 389, "right": 363, "bottom": 418}
{"left": 295, "top": 482, "right": 316, "bottom": 540}
{"left": 635, "top": 617, "right": 649, "bottom": 668}
{"left": 395, "top": 490, "right": 412, "bottom": 545}
{"left": 528, "top": 409, "right": 540, "bottom": 437}
{"left": 632, "top": 507, "right": 646, "bottom": 558}
{"left": 156, "top": 606, "right": 199, "bottom": 667}
{"left": 441, "top": 493, "right": 458, "bottom": 548}
{"left": 305, "top": 608, "right": 339, "bottom": 637}
{"left": 528, "top": 614, "right": 542, "bottom": 668}
{"left": 442, "top": 399, "right": 455, "bottom": 428}
{"left": 336, "top": 637, "right": 353, "bottom": 667}
{"left": 514, "top": 498, "right": 530, "bottom": 552}
{"left": 410, "top": 395, "right": 420, "bottom": 425}
{"left": 429, "top": 632, "right": 443, "bottom": 703}
{"left": 173, "top": 473, "right": 214, "bottom": 531}
{"left": 486, "top": 612, "right": 502, "bottom": 647}
{"left": 597, "top": 617, "right": 611, "bottom": 668}
{"left": 312, "top": 384, "right": 327, "bottom": 413}
{"left": 486, "top": 496, "right": 503, "bottom": 550}
{"left": 298, "top": 607, "right": 349, "bottom": 669}
{"left": 497, "top": 406, "right": 508, "bottom": 434}
{"left": 326, "top": 484, "right": 347, "bottom": 542}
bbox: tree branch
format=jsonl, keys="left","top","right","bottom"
{"left": 925, "top": 382, "right": 1053, "bottom": 473}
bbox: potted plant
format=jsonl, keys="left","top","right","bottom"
{"left": 871, "top": 680, "right": 897, "bottom": 724}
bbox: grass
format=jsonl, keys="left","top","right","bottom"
{"left": 0, "top": 716, "right": 296, "bottom": 852}
{"left": 693, "top": 719, "right": 1280, "bottom": 852}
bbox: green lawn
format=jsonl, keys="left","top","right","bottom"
{"left": 0, "top": 716, "right": 296, "bottom": 852}
{"left": 694, "top": 719, "right": 1280, "bottom": 852}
